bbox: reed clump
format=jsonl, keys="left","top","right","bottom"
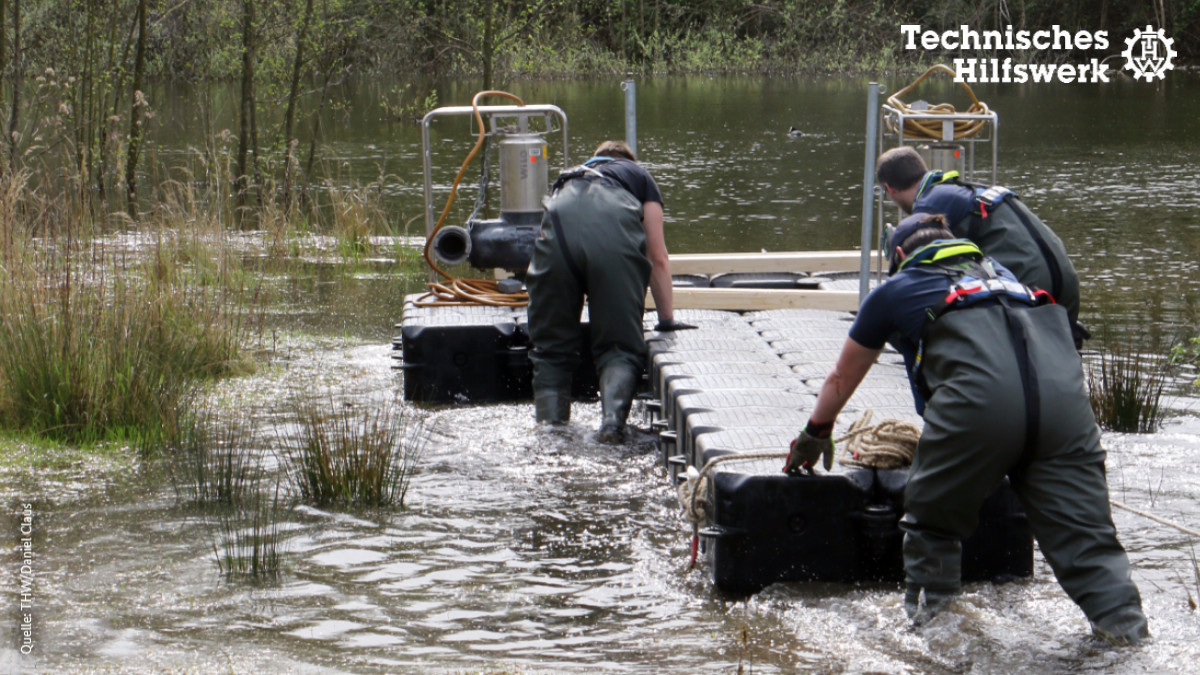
{"left": 210, "top": 481, "right": 286, "bottom": 582}
{"left": 281, "top": 396, "right": 425, "bottom": 508}
{"left": 169, "top": 406, "right": 262, "bottom": 507}
{"left": 0, "top": 157, "right": 264, "bottom": 446}
{"left": 0, "top": 234, "right": 254, "bottom": 445}
{"left": 1087, "top": 342, "right": 1170, "bottom": 434}
{"left": 169, "top": 405, "right": 288, "bottom": 582}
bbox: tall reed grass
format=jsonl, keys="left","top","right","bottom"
{"left": 1087, "top": 342, "right": 1170, "bottom": 434}
{"left": 210, "top": 480, "right": 286, "bottom": 582}
{"left": 281, "top": 396, "right": 425, "bottom": 508}
{"left": 168, "top": 404, "right": 287, "bottom": 582}
{"left": 0, "top": 129, "right": 423, "bottom": 449}
{"left": 169, "top": 407, "right": 262, "bottom": 507}
{"left": 0, "top": 197, "right": 255, "bottom": 444}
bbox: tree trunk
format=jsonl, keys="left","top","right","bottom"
{"left": 236, "top": 0, "right": 257, "bottom": 222}
{"left": 0, "top": 0, "right": 7, "bottom": 177}
{"left": 282, "top": 0, "right": 314, "bottom": 213}
{"left": 283, "top": 0, "right": 314, "bottom": 147}
{"left": 97, "top": 1, "right": 122, "bottom": 208}
{"left": 482, "top": 0, "right": 495, "bottom": 90}
{"left": 7, "top": 0, "right": 20, "bottom": 174}
{"left": 125, "top": 0, "right": 147, "bottom": 221}
{"left": 304, "top": 69, "right": 332, "bottom": 195}
{"left": 80, "top": 2, "right": 96, "bottom": 193}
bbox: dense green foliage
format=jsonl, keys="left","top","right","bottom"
{"left": 7, "top": 1, "right": 1197, "bottom": 83}
{"left": 0, "top": 1, "right": 1194, "bottom": 221}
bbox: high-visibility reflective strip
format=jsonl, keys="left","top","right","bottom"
{"left": 926, "top": 243, "right": 982, "bottom": 263}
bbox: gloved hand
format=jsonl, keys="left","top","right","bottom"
{"left": 783, "top": 422, "right": 834, "bottom": 475}
{"left": 653, "top": 319, "right": 698, "bottom": 332}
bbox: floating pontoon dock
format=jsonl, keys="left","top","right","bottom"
{"left": 394, "top": 253, "right": 1034, "bottom": 593}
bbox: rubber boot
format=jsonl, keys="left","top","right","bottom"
{"left": 902, "top": 530, "right": 962, "bottom": 625}
{"left": 904, "top": 584, "right": 957, "bottom": 626}
{"left": 534, "top": 386, "right": 572, "bottom": 425}
{"left": 1091, "top": 605, "right": 1150, "bottom": 646}
{"left": 596, "top": 363, "right": 640, "bottom": 444}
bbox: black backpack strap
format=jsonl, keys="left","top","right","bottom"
{"left": 1003, "top": 306, "right": 1041, "bottom": 478}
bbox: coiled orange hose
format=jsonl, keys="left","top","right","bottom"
{"left": 415, "top": 90, "right": 531, "bottom": 307}
{"left": 885, "top": 64, "right": 992, "bottom": 141}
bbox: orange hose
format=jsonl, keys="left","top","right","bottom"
{"left": 415, "top": 91, "right": 532, "bottom": 308}
{"left": 885, "top": 64, "right": 992, "bottom": 141}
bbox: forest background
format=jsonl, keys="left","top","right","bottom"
{"left": 0, "top": 0, "right": 1194, "bottom": 219}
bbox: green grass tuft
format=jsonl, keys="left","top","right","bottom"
{"left": 168, "top": 406, "right": 262, "bottom": 507}
{"left": 1087, "top": 343, "right": 1170, "bottom": 434}
{"left": 210, "top": 480, "right": 287, "bottom": 582}
{"left": 281, "top": 396, "right": 425, "bottom": 509}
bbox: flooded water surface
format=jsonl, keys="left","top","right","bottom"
{"left": 4, "top": 73, "right": 1200, "bottom": 673}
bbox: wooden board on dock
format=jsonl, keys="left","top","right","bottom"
{"left": 652, "top": 287, "right": 860, "bottom": 312}
{"left": 667, "top": 250, "right": 870, "bottom": 275}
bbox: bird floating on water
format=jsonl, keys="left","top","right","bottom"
{"left": 788, "top": 126, "right": 805, "bottom": 137}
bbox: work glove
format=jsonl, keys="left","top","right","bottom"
{"left": 653, "top": 319, "right": 698, "bottom": 332}
{"left": 783, "top": 422, "right": 834, "bottom": 475}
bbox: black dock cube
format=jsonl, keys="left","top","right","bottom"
{"left": 703, "top": 470, "right": 876, "bottom": 594}
{"left": 400, "top": 321, "right": 531, "bottom": 404}
{"left": 703, "top": 467, "right": 1033, "bottom": 594}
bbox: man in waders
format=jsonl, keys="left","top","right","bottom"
{"left": 875, "top": 146, "right": 1088, "bottom": 347}
{"left": 785, "top": 214, "right": 1149, "bottom": 645}
{"left": 526, "top": 141, "right": 692, "bottom": 443}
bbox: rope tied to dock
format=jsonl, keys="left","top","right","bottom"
{"left": 677, "top": 450, "right": 787, "bottom": 570}
{"left": 678, "top": 410, "right": 920, "bottom": 568}
{"left": 676, "top": 409, "right": 1200, "bottom": 574}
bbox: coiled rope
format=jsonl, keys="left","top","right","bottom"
{"left": 414, "top": 90, "right": 530, "bottom": 308}
{"left": 677, "top": 410, "right": 921, "bottom": 568}
{"left": 837, "top": 409, "right": 921, "bottom": 469}
{"left": 885, "top": 64, "right": 992, "bottom": 141}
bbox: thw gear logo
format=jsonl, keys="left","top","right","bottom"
{"left": 1123, "top": 25, "right": 1177, "bottom": 81}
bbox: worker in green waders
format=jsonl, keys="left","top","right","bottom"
{"left": 875, "top": 146, "right": 1088, "bottom": 347}
{"left": 786, "top": 214, "right": 1148, "bottom": 645}
{"left": 526, "top": 141, "right": 694, "bottom": 442}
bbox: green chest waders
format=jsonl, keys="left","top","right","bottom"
{"left": 526, "top": 178, "right": 652, "bottom": 425}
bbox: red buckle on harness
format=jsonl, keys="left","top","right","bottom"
{"left": 943, "top": 284, "right": 984, "bottom": 305}
{"left": 1031, "top": 289, "right": 1056, "bottom": 304}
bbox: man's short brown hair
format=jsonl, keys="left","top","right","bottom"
{"left": 876, "top": 146, "right": 927, "bottom": 191}
{"left": 594, "top": 140, "right": 637, "bottom": 162}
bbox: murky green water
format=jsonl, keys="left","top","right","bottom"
{"left": 5, "top": 74, "right": 1200, "bottom": 673}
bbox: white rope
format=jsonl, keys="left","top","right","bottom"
{"left": 678, "top": 450, "right": 787, "bottom": 568}
{"left": 837, "top": 409, "right": 921, "bottom": 470}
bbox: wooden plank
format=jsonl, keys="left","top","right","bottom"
{"left": 667, "top": 250, "right": 875, "bottom": 275}
{"left": 648, "top": 287, "right": 860, "bottom": 312}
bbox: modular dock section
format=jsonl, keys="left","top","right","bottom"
{"left": 393, "top": 271, "right": 1034, "bottom": 593}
